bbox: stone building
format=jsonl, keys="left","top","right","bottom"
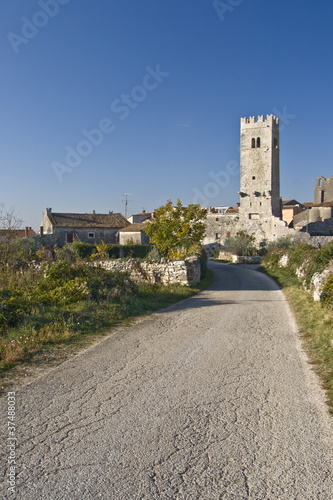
{"left": 239, "top": 114, "right": 280, "bottom": 219}
{"left": 203, "top": 114, "right": 291, "bottom": 252}
{"left": 40, "top": 208, "right": 130, "bottom": 246}
{"left": 313, "top": 175, "right": 333, "bottom": 204}
{"left": 118, "top": 222, "right": 150, "bottom": 245}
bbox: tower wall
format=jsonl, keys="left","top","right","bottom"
{"left": 239, "top": 114, "right": 280, "bottom": 218}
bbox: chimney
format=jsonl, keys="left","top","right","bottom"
{"left": 40, "top": 226, "right": 44, "bottom": 237}
{"left": 236, "top": 202, "right": 240, "bottom": 209}
{"left": 25, "top": 227, "right": 29, "bottom": 238}
{"left": 46, "top": 208, "right": 52, "bottom": 216}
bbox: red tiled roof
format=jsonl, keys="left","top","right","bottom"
{"left": 0, "top": 228, "right": 36, "bottom": 237}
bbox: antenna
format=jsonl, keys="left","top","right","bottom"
{"left": 122, "top": 193, "right": 132, "bottom": 218}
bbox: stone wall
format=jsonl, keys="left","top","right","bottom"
{"left": 217, "top": 251, "right": 262, "bottom": 264}
{"left": 95, "top": 256, "right": 201, "bottom": 287}
{"left": 278, "top": 254, "right": 333, "bottom": 302}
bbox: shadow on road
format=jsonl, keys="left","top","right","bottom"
{"left": 208, "top": 262, "right": 280, "bottom": 292}
{"left": 154, "top": 263, "right": 280, "bottom": 315}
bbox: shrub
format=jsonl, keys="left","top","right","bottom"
{"left": 72, "top": 242, "right": 96, "bottom": 259}
{"left": 213, "top": 248, "right": 220, "bottom": 259}
{"left": 320, "top": 275, "right": 333, "bottom": 308}
{"left": 224, "top": 231, "right": 256, "bottom": 256}
{"left": 145, "top": 245, "right": 160, "bottom": 262}
{"left": 122, "top": 245, "right": 151, "bottom": 259}
{"left": 266, "top": 235, "right": 295, "bottom": 252}
{"left": 262, "top": 247, "right": 285, "bottom": 268}
{"left": 0, "top": 289, "right": 30, "bottom": 330}
{"left": 32, "top": 261, "right": 138, "bottom": 306}
{"left": 286, "top": 243, "right": 316, "bottom": 274}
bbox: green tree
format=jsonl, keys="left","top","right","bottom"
{"left": 144, "top": 199, "right": 207, "bottom": 258}
{"left": 224, "top": 230, "right": 256, "bottom": 256}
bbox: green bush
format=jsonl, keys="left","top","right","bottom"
{"left": 213, "top": 248, "right": 220, "bottom": 259}
{"left": 145, "top": 245, "right": 160, "bottom": 262}
{"left": 266, "top": 235, "right": 295, "bottom": 252}
{"left": 224, "top": 231, "right": 256, "bottom": 256}
{"left": 0, "top": 289, "right": 31, "bottom": 330}
{"left": 320, "top": 275, "right": 333, "bottom": 308}
{"left": 122, "top": 245, "right": 151, "bottom": 259}
{"left": 287, "top": 243, "right": 316, "bottom": 274}
{"left": 33, "top": 261, "right": 138, "bottom": 306}
{"left": 72, "top": 242, "right": 96, "bottom": 259}
{"left": 300, "top": 241, "right": 333, "bottom": 288}
{"left": 262, "top": 247, "right": 285, "bottom": 268}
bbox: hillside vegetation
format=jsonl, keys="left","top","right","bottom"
{"left": 0, "top": 238, "right": 210, "bottom": 380}
{"left": 260, "top": 239, "right": 333, "bottom": 411}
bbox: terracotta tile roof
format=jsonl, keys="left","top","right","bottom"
{"left": 312, "top": 202, "right": 333, "bottom": 207}
{"left": 48, "top": 213, "right": 130, "bottom": 229}
{"left": 0, "top": 228, "right": 36, "bottom": 237}
{"left": 225, "top": 207, "right": 238, "bottom": 214}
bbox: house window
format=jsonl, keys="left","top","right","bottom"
{"left": 226, "top": 232, "right": 231, "bottom": 239}
{"left": 216, "top": 233, "right": 221, "bottom": 240}
{"left": 257, "top": 137, "right": 261, "bottom": 148}
{"left": 88, "top": 232, "right": 95, "bottom": 239}
{"left": 251, "top": 138, "right": 255, "bottom": 148}
{"left": 66, "top": 233, "right": 74, "bottom": 244}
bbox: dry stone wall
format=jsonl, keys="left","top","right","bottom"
{"left": 95, "top": 256, "right": 201, "bottom": 287}
{"left": 278, "top": 254, "right": 333, "bottom": 302}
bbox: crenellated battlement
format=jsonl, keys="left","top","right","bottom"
{"left": 241, "top": 114, "right": 279, "bottom": 126}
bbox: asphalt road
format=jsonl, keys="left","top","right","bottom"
{"left": 1, "top": 262, "right": 333, "bottom": 499}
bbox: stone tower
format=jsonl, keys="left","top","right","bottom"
{"left": 239, "top": 114, "right": 280, "bottom": 219}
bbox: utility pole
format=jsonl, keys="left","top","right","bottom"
{"left": 122, "top": 193, "right": 132, "bottom": 218}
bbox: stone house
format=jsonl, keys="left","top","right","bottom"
{"left": 118, "top": 222, "right": 151, "bottom": 245}
{"left": 40, "top": 208, "right": 130, "bottom": 246}
{"left": 293, "top": 202, "right": 333, "bottom": 235}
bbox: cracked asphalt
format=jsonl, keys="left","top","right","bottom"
{"left": 1, "top": 262, "right": 333, "bottom": 499}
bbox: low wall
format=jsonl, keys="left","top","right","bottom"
{"left": 217, "top": 251, "right": 262, "bottom": 265}
{"left": 95, "top": 256, "right": 201, "bottom": 287}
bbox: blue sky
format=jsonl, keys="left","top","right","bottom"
{"left": 1, "top": 0, "right": 332, "bottom": 230}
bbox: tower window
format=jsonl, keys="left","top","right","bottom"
{"left": 251, "top": 138, "right": 255, "bottom": 148}
{"left": 252, "top": 176, "right": 255, "bottom": 180}
{"left": 256, "top": 137, "right": 261, "bottom": 148}
{"left": 274, "top": 137, "right": 278, "bottom": 148}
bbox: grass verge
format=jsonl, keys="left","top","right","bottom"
{"left": 0, "top": 270, "right": 213, "bottom": 393}
{"left": 258, "top": 265, "right": 333, "bottom": 414}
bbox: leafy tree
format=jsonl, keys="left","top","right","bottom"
{"left": 144, "top": 199, "right": 207, "bottom": 258}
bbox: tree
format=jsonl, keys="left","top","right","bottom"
{"left": 144, "top": 199, "right": 207, "bottom": 258}
{"left": 224, "top": 230, "right": 256, "bottom": 256}
{"left": 0, "top": 203, "right": 26, "bottom": 269}
{"left": 0, "top": 203, "right": 22, "bottom": 232}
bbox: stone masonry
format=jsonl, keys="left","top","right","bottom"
{"left": 203, "top": 114, "right": 293, "bottom": 253}
{"left": 95, "top": 256, "right": 201, "bottom": 287}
